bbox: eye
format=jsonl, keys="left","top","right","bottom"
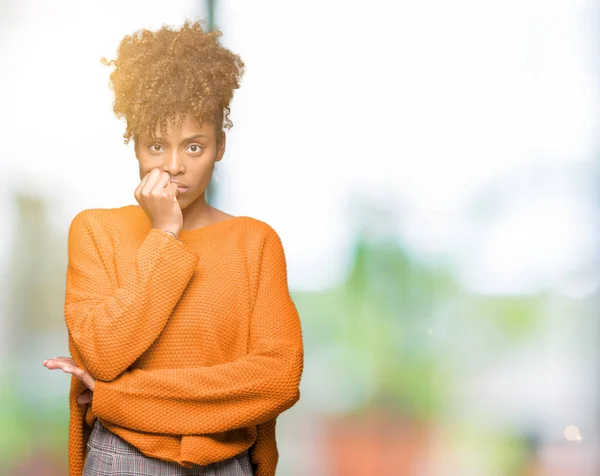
{"left": 187, "top": 144, "right": 203, "bottom": 154}
{"left": 149, "top": 143, "right": 164, "bottom": 153}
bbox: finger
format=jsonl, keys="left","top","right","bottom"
{"left": 44, "top": 361, "right": 77, "bottom": 373}
{"left": 78, "top": 392, "right": 92, "bottom": 405}
{"left": 77, "top": 389, "right": 93, "bottom": 405}
{"left": 43, "top": 357, "right": 75, "bottom": 367}
{"left": 136, "top": 167, "right": 154, "bottom": 193}
{"left": 53, "top": 362, "right": 94, "bottom": 388}
{"left": 61, "top": 365, "right": 76, "bottom": 374}
{"left": 165, "top": 182, "right": 179, "bottom": 201}
{"left": 43, "top": 360, "right": 67, "bottom": 369}
{"left": 135, "top": 172, "right": 151, "bottom": 201}
{"left": 79, "top": 370, "right": 96, "bottom": 391}
{"left": 153, "top": 171, "right": 171, "bottom": 193}
{"left": 134, "top": 180, "right": 143, "bottom": 202}
{"left": 141, "top": 168, "right": 163, "bottom": 195}
{"left": 62, "top": 365, "right": 86, "bottom": 384}
{"left": 148, "top": 171, "right": 171, "bottom": 201}
{"left": 139, "top": 168, "right": 158, "bottom": 196}
{"left": 53, "top": 357, "right": 75, "bottom": 364}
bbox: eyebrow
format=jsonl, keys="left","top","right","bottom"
{"left": 153, "top": 134, "right": 210, "bottom": 143}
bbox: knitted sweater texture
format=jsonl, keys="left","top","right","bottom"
{"left": 64, "top": 205, "right": 304, "bottom": 476}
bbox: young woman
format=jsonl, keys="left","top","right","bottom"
{"left": 42, "top": 20, "right": 304, "bottom": 476}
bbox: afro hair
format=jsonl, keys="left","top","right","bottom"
{"left": 100, "top": 19, "right": 245, "bottom": 144}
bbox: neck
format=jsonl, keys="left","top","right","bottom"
{"left": 180, "top": 192, "right": 217, "bottom": 230}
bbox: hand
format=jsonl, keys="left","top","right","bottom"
{"left": 43, "top": 356, "right": 95, "bottom": 404}
{"left": 135, "top": 168, "right": 182, "bottom": 235}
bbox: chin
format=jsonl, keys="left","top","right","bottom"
{"left": 179, "top": 192, "right": 200, "bottom": 209}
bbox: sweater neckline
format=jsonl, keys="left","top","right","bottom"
{"left": 130, "top": 205, "right": 248, "bottom": 239}
{"left": 177, "top": 215, "right": 248, "bottom": 238}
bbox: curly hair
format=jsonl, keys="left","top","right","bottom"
{"left": 100, "top": 19, "right": 245, "bottom": 144}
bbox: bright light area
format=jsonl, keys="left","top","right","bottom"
{"left": 0, "top": 0, "right": 597, "bottom": 295}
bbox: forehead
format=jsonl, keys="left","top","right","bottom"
{"left": 149, "top": 114, "right": 216, "bottom": 139}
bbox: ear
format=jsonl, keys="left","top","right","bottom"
{"left": 215, "top": 131, "right": 226, "bottom": 162}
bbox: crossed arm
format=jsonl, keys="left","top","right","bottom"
{"left": 61, "top": 210, "right": 304, "bottom": 435}
{"left": 64, "top": 210, "right": 200, "bottom": 381}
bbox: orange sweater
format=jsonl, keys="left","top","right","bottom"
{"left": 63, "top": 205, "right": 304, "bottom": 476}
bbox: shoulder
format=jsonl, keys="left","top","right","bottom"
{"left": 68, "top": 205, "right": 144, "bottom": 239}
{"left": 235, "top": 216, "right": 288, "bottom": 265}
{"left": 70, "top": 204, "right": 143, "bottom": 228}
{"left": 237, "top": 215, "right": 277, "bottom": 235}
{"left": 236, "top": 216, "right": 284, "bottom": 246}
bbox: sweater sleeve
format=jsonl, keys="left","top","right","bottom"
{"left": 249, "top": 418, "right": 279, "bottom": 476}
{"left": 65, "top": 210, "right": 199, "bottom": 382}
{"left": 90, "top": 226, "right": 304, "bottom": 434}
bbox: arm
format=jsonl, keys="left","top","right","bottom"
{"left": 249, "top": 418, "right": 279, "bottom": 476}
{"left": 90, "top": 226, "right": 304, "bottom": 434}
{"left": 65, "top": 210, "right": 199, "bottom": 381}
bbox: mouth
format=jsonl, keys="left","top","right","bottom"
{"left": 171, "top": 181, "right": 189, "bottom": 193}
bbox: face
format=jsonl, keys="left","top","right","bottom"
{"left": 134, "top": 113, "right": 225, "bottom": 209}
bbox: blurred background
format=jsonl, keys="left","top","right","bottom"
{"left": 1, "top": 0, "right": 599, "bottom": 474}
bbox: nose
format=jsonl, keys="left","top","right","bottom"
{"left": 163, "top": 149, "right": 184, "bottom": 175}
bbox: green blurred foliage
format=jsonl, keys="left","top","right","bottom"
{"left": 294, "top": 227, "right": 543, "bottom": 422}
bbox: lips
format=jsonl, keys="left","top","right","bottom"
{"left": 171, "top": 181, "right": 189, "bottom": 192}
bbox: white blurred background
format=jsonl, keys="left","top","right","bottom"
{"left": 1, "top": 1, "right": 599, "bottom": 474}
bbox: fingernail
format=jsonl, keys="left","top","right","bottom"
{"left": 42, "top": 360, "right": 47, "bottom": 365}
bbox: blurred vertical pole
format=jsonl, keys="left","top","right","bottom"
{"left": 205, "top": 0, "right": 217, "bottom": 206}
